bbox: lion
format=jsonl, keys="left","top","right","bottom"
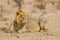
{"left": 6, "top": 9, "right": 46, "bottom": 33}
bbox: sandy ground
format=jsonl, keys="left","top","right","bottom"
{"left": 0, "top": 31, "right": 60, "bottom": 40}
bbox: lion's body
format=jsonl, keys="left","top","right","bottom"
{"left": 26, "top": 20, "right": 40, "bottom": 32}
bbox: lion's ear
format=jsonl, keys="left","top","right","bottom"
{"left": 16, "top": 12, "right": 19, "bottom": 15}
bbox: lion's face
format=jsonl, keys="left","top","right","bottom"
{"left": 16, "top": 9, "right": 27, "bottom": 21}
